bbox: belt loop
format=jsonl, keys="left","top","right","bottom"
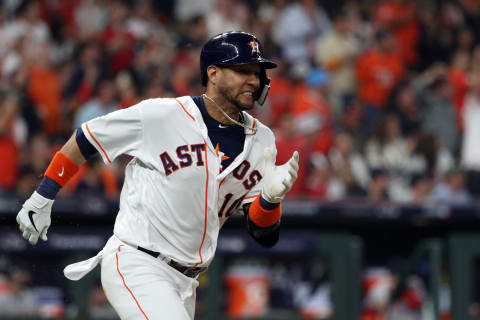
{"left": 160, "top": 254, "right": 171, "bottom": 264}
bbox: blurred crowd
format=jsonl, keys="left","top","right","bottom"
{"left": 1, "top": 0, "right": 480, "bottom": 206}
{"left": 0, "top": 255, "right": 117, "bottom": 318}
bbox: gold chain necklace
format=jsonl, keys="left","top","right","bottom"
{"left": 202, "top": 94, "right": 257, "bottom": 135}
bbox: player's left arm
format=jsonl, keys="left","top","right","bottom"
{"left": 243, "top": 148, "right": 299, "bottom": 247}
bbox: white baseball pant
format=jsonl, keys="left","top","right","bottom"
{"left": 100, "top": 236, "right": 199, "bottom": 320}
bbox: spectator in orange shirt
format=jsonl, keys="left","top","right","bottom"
{"left": 290, "top": 65, "right": 334, "bottom": 154}
{"left": 374, "top": 0, "right": 420, "bottom": 66}
{"left": 27, "top": 44, "right": 62, "bottom": 136}
{"left": 356, "top": 29, "right": 405, "bottom": 136}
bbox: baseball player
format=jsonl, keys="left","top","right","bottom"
{"left": 16, "top": 31, "right": 299, "bottom": 319}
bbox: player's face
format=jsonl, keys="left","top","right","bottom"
{"left": 217, "top": 64, "right": 261, "bottom": 111}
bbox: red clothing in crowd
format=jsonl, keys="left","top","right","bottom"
{"left": 28, "top": 65, "right": 62, "bottom": 136}
{"left": 268, "top": 76, "right": 293, "bottom": 127}
{"left": 275, "top": 133, "right": 309, "bottom": 197}
{"left": 0, "top": 110, "right": 18, "bottom": 189}
{"left": 291, "top": 83, "right": 334, "bottom": 153}
{"left": 362, "top": 311, "right": 386, "bottom": 320}
{"left": 0, "top": 138, "right": 18, "bottom": 189}
{"left": 448, "top": 66, "right": 469, "bottom": 131}
{"left": 102, "top": 27, "right": 136, "bottom": 74}
{"left": 356, "top": 49, "right": 405, "bottom": 108}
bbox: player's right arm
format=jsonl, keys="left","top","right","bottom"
{"left": 16, "top": 128, "right": 98, "bottom": 245}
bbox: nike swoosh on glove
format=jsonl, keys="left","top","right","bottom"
{"left": 16, "top": 191, "right": 54, "bottom": 245}
{"left": 261, "top": 148, "right": 299, "bottom": 203}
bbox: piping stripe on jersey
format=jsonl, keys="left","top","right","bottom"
{"left": 244, "top": 193, "right": 260, "bottom": 200}
{"left": 195, "top": 141, "right": 209, "bottom": 267}
{"left": 174, "top": 98, "right": 195, "bottom": 121}
{"left": 219, "top": 176, "right": 227, "bottom": 188}
{"left": 85, "top": 122, "right": 112, "bottom": 163}
{"left": 115, "top": 245, "right": 150, "bottom": 320}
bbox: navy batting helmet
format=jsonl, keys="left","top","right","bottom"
{"left": 200, "top": 31, "right": 277, "bottom": 105}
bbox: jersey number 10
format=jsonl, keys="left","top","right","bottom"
{"left": 218, "top": 193, "right": 247, "bottom": 218}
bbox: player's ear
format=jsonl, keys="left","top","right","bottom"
{"left": 207, "top": 65, "right": 219, "bottom": 86}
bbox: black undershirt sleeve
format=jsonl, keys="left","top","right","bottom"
{"left": 75, "top": 128, "right": 98, "bottom": 160}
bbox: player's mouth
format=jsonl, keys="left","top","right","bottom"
{"left": 240, "top": 91, "right": 255, "bottom": 101}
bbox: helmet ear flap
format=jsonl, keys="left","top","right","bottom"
{"left": 256, "top": 69, "right": 270, "bottom": 106}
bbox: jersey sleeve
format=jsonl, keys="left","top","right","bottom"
{"left": 81, "top": 102, "right": 144, "bottom": 164}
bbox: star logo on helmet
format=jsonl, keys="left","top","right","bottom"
{"left": 248, "top": 40, "right": 260, "bottom": 55}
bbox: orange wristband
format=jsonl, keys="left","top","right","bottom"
{"left": 248, "top": 195, "right": 282, "bottom": 228}
{"left": 44, "top": 152, "right": 80, "bottom": 187}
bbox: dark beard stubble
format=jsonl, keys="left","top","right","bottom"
{"left": 218, "top": 84, "right": 254, "bottom": 111}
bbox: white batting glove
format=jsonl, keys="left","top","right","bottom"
{"left": 261, "top": 148, "right": 299, "bottom": 203}
{"left": 16, "top": 191, "right": 53, "bottom": 245}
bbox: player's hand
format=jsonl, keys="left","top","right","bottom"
{"left": 16, "top": 191, "right": 53, "bottom": 245}
{"left": 262, "top": 148, "right": 299, "bottom": 203}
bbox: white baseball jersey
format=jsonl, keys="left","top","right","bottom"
{"left": 81, "top": 96, "right": 276, "bottom": 268}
